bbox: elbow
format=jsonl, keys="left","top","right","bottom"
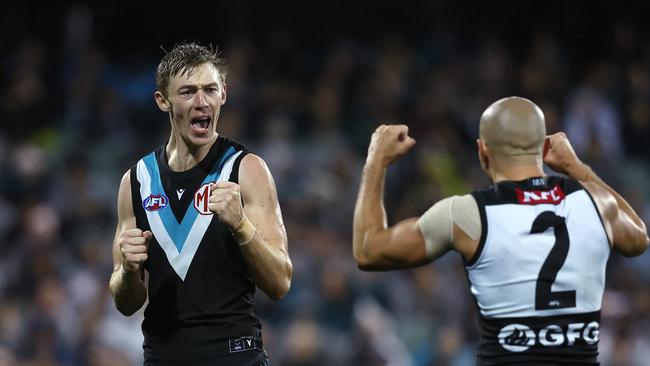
{"left": 353, "top": 251, "right": 365, "bottom": 268}
{"left": 354, "top": 255, "right": 374, "bottom": 271}
{"left": 356, "top": 263, "right": 374, "bottom": 271}
{"left": 353, "top": 235, "right": 372, "bottom": 271}
{"left": 267, "top": 261, "right": 293, "bottom": 301}
{"left": 633, "top": 234, "right": 650, "bottom": 256}
{"left": 110, "top": 286, "right": 145, "bottom": 316}
{"left": 353, "top": 236, "right": 385, "bottom": 271}
{"left": 634, "top": 222, "right": 650, "bottom": 254}
{"left": 112, "top": 296, "right": 141, "bottom": 317}
{"left": 354, "top": 251, "right": 385, "bottom": 272}
{"left": 356, "top": 261, "right": 385, "bottom": 272}
{"left": 630, "top": 229, "right": 650, "bottom": 256}
{"left": 617, "top": 233, "right": 649, "bottom": 257}
{"left": 117, "top": 306, "right": 138, "bottom": 317}
{"left": 267, "top": 284, "right": 289, "bottom": 301}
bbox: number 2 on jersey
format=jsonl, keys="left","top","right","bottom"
{"left": 530, "top": 211, "right": 576, "bottom": 310}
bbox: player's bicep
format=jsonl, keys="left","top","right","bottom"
{"left": 366, "top": 217, "right": 431, "bottom": 269}
{"left": 610, "top": 207, "right": 648, "bottom": 256}
{"left": 582, "top": 181, "right": 646, "bottom": 256}
{"left": 112, "top": 170, "right": 137, "bottom": 270}
{"left": 239, "top": 154, "right": 287, "bottom": 250}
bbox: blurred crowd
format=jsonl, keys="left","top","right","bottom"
{"left": 1, "top": 5, "right": 650, "bottom": 366}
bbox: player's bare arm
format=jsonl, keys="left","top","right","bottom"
{"left": 209, "top": 154, "right": 292, "bottom": 300}
{"left": 353, "top": 124, "right": 434, "bottom": 271}
{"left": 109, "top": 170, "right": 150, "bottom": 315}
{"left": 544, "top": 132, "right": 649, "bottom": 256}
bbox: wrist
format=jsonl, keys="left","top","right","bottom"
{"left": 231, "top": 214, "right": 256, "bottom": 246}
{"left": 120, "top": 264, "right": 139, "bottom": 278}
{"left": 365, "top": 155, "right": 388, "bottom": 170}
{"left": 565, "top": 160, "right": 592, "bottom": 181}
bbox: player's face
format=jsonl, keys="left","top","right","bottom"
{"left": 164, "top": 63, "right": 226, "bottom": 147}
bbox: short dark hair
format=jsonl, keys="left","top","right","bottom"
{"left": 155, "top": 42, "right": 227, "bottom": 96}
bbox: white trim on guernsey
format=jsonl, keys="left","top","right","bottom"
{"left": 137, "top": 150, "right": 243, "bottom": 280}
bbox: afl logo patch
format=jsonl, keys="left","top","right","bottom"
{"left": 143, "top": 194, "right": 169, "bottom": 211}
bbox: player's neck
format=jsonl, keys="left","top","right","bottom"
{"left": 166, "top": 133, "right": 218, "bottom": 172}
{"left": 492, "top": 164, "right": 545, "bottom": 183}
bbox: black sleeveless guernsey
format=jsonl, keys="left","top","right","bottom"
{"left": 130, "top": 136, "right": 263, "bottom": 363}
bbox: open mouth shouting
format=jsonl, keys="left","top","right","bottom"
{"left": 190, "top": 116, "right": 211, "bottom": 136}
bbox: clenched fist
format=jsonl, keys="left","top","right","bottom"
{"left": 119, "top": 229, "right": 152, "bottom": 273}
{"left": 543, "top": 132, "right": 581, "bottom": 175}
{"left": 367, "top": 124, "right": 417, "bottom": 166}
{"left": 208, "top": 181, "right": 243, "bottom": 229}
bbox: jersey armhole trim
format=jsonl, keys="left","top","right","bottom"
{"left": 465, "top": 191, "right": 488, "bottom": 267}
{"left": 231, "top": 150, "right": 250, "bottom": 185}
{"left": 128, "top": 165, "right": 147, "bottom": 279}
{"left": 129, "top": 166, "right": 141, "bottom": 225}
{"left": 577, "top": 182, "right": 613, "bottom": 252}
{"left": 232, "top": 150, "right": 250, "bottom": 207}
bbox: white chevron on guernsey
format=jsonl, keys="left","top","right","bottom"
{"left": 137, "top": 150, "right": 243, "bottom": 280}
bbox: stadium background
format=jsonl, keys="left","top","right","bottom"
{"left": 1, "top": 1, "right": 649, "bottom": 365}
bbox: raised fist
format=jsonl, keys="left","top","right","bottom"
{"left": 367, "top": 124, "right": 416, "bottom": 166}
{"left": 119, "top": 228, "right": 152, "bottom": 273}
{"left": 208, "top": 181, "right": 243, "bottom": 229}
{"left": 543, "top": 132, "right": 581, "bottom": 175}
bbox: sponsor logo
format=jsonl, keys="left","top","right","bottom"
{"left": 176, "top": 189, "right": 185, "bottom": 199}
{"left": 194, "top": 183, "right": 213, "bottom": 215}
{"left": 516, "top": 185, "right": 565, "bottom": 205}
{"left": 498, "top": 324, "right": 536, "bottom": 352}
{"left": 498, "top": 321, "right": 599, "bottom": 352}
{"left": 143, "top": 194, "right": 169, "bottom": 211}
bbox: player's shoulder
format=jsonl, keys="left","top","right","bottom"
{"left": 116, "top": 168, "right": 134, "bottom": 210}
{"left": 120, "top": 169, "right": 131, "bottom": 186}
{"left": 451, "top": 193, "right": 477, "bottom": 206}
{"left": 579, "top": 180, "right": 617, "bottom": 219}
{"left": 240, "top": 153, "right": 271, "bottom": 179}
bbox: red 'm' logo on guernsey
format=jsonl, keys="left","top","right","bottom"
{"left": 194, "top": 183, "right": 213, "bottom": 215}
{"left": 143, "top": 194, "right": 169, "bottom": 211}
{"left": 516, "top": 185, "right": 565, "bottom": 205}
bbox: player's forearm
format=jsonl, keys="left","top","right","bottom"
{"left": 353, "top": 159, "right": 388, "bottom": 264}
{"left": 109, "top": 268, "right": 147, "bottom": 316}
{"left": 240, "top": 236, "right": 292, "bottom": 300}
{"left": 568, "top": 161, "right": 647, "bottom": 230}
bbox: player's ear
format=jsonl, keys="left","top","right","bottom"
{"left": 154, "top": 91, "right": 170, "bottom": 112}
{"left": 543, "top": 137, "right": 550, "bottom": 158}
{"left": 477, "top": 139, "right": 490, "bottom": 171}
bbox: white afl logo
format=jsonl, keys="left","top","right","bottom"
{"left": 498, "top": 324, "right": 535, "bottom": 352}
{"left": 194, "top": 183, "right": 213, "bottom": 215}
